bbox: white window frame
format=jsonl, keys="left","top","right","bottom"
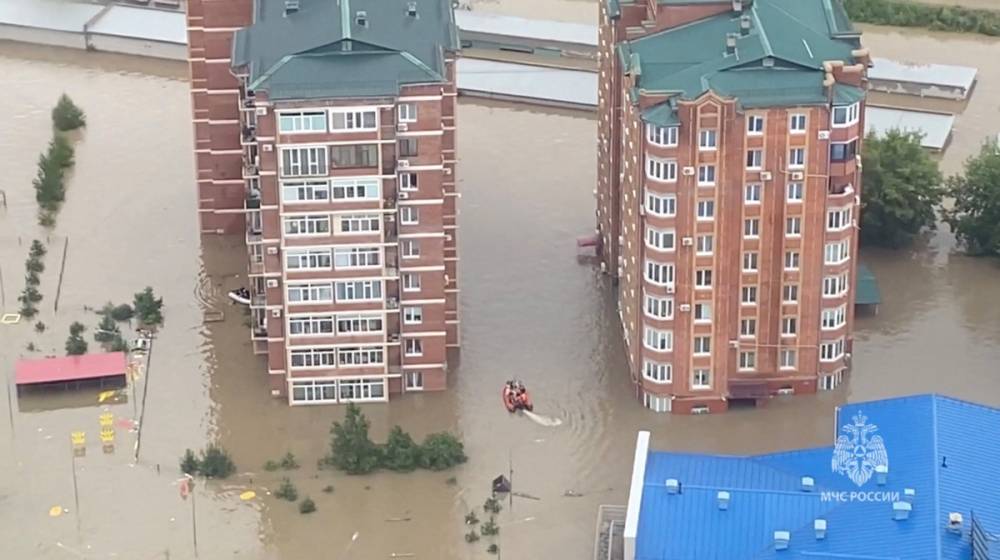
{"left": 288, "top": 315, "right": 335, "bottom": 336}
{"left": 742, "top": 251, "right": 759, "bottom": 272}
{"left": 740, "top": 317, "right": 756, "bottom": 338}
{"left": 789, "top": 113, "right": 807, "bottom": 134}
{"left": 337, "top": 346, "right": 385, "bottom": 367}
{"left": 398, "top": 103, "right": 418, "bottom": 123}
{"left": 287, "top": 282, "right": 333, "bottom": 304}
{"left": 402, "top": 273, "right": 421, "bottom": 292}
{"left": 284, "top": 215, "right": 331, "bottom": 237}
{"left": 696, "top": 234, "right": 713, "bottom": 256}
{"left": 783, "top": 284, "right": 799, "bottom": 304}
{"left": 290, "top": 347, "right": 336, "bottom": 369}
{"left": 738, "top": 350, "right": 756, "bottom": 371}
{"left": 787, "top": 182, "right": 804, "bottom": 202}
{"left": 741, "top": 285, "right": 758, "bottom": 306}
{"left": 339, "top": 213, "right": 381, "bottom": 234}
{"left": 330, "top": 109, "right": 378, "bottom": 131}
{"left": 646, "top": 227, "right": 676, "bottom": 252}
{"left": 823, "top": 273, "right": 850, "bottom": 298}
{"left": 821, "top": 305, "right": 848, "bottom": 330}
{"left": 286, "top": 248, "right": 333, "bottom": 270}
{"left": 643, "top": 327, "right": 673, "bottom": 352}
{"left": 278, "top": 111, "right": 328, "bottom": 134}
{"left": 788, "top": 148, "right": 805, "bottom": 169}
{"left": 693, "top": 336, "right": 711, "bottom": 356}
{"left": 332, "top": 178, "right": 380, "bottom": 201}
{"left": 403, "top": 306, "right": 423, "bottom": 325}
{"left": 400, "top": 206, "right": 419, "bottom": 225}
{"left": 696, "top": 200, "right": 715, "bottom": 221}
{"left": 645, "top": 191, "right": 677, "bottom": 217}
{"left": 695, "top": 269, "right": 713, "bottom": 290}
{"left": 744, "top": 183, "right": 762, "bottom": 204}
{"left": 780, "top": 349, "right": 797, "bottom": 369}
{"left": 698, "top": 129, "right": 717, "bottom": 151}
{"left": 646, "top": 124, "right": 679, "bottom": 147}
{"left": 746, "top": 149, "right": 763, "bottom": 170}
{"left": 694, "top": 302, "right": 712, "bottom": 323}
{"left": 646, "top": 157, "right": 677, "bottom": 182}
{"left": 644, "top": 293, "right": 674, "bottom": 320}
{"left": 280, "top": 146, "right": 328, "bottom": 177}
{"left": 401, "top": 240, "right": 420, "bottom": 259}
{"left": 643, "top": 360, "right": 672, "bottom": 384}
{"left": 692, "top": 368, "right": 711, "bottom": 390}
{"left": 782, "top": 316, "right": 798, "bottom": 337}
{"left": 334, "top": 280, "right": 383, "bottom": 302}
{"left": 744, "top": 217, "right": 760, "bottom": 239}
{"left": 404, "top": 338, "right": 424, "bottom": 357}
{"left": 644, "top": 261, "right": 675, "bottom": 286}
{"left": 335, "top": 314, "right": 384, "bottom": 335}
{"left": 784, "top": 250, "right": 800, "bottom": 271}
{"left": 697, "top": 165, "right": 716, "bottom": 186}
{"left": 333, "top": 246, "right": 381, "bottom": 269}
{"left": 827, "top": 206, "right": 853, "bottom": 232}
{"left": 747, "top": 115, "right": 764, "bottom": 136}
{"left": 282, "top": 179, "right": 330, "bottom": 203}
{"left": 832, "top": 103, "right": 860, "bottom": 128}
{"left": 786, "top": 216, "right": 802, "bottom": 237}
{"left": 404, "top": 371, "right": 424, "bottom": 391}
{"left": 399, "top": 172, "right": 418, "bottom": 192}
{"left": 820, "top": 338, "right": 846, "bottom": 362}
{"left": 824, "top": 240, "right": 850, "bottom": 265}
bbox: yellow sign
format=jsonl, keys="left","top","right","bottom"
{"left": 99, "top": 413, "right": 114, "bottom": 427}
{"left": 99, "top": 427, "right": 115, "bottom": 443}
{"left": 97, "top": 390, "right": 119, "bottom": 403}
{"left": 70, "top": 432, "right": 85, "bottom": 447}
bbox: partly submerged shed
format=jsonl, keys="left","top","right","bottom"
{"left": 15, "top": 352, "right": 127, "bottom": 394}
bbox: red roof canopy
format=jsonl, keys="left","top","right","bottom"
{"left": 15, "top": 352, "right": 128, "bottom": 386}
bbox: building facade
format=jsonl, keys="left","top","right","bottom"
{"left": 186, "top": 0, "right": 461, "bottom": 404}
{"left": 597, "top": 0, "right": 868, "bottom": 414}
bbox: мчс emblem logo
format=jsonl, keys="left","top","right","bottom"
{"left": 831, "top": 412, "right": 889, "bottom": 487}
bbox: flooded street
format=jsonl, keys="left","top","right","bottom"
{"left": 1, "top": 15, "right": 1000, "bottom": 560}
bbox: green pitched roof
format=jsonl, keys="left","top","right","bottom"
{"left": 624, "top": 0, "right": 861, "bottom": 118}
{"left": 233, "top": 0, "right": 459, "bottom": 100}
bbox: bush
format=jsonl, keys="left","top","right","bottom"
{"left": 19, "top": 286, "right": 42, "bottom": 304}
{"left": 275, "top": 477, "right": 298, "bottom": 501}
{"left": 199, "top": 445, "right": 236, "bottom": 478}
{"left": 49, "top": 135, "right": 75, "bottom": 169}
{"left": 280, "top": 452, "right": 300, "bottom": 470}
{"left": 25, "top": 271, "right": 40, "bottom": 286}
{"left": 26, "top": 342, "right": 37, "bottom": 352}
{"left": 38, "top": 211, "right": 56, "bottom": 228}
{"left": 418, "top": 432, "right": 467, "bottom": 471}
{"left": 34, "top": 322, "right": 46, "bottom": 333}
{"left": 29, "top": 240, "right": 46, "bottom": 259}
{"left": 109, "top": 335, "right": 128, "bottom": 353}
{"left": 298, "top": 497, "right": 316, "bottom": 514}
{"left": 52, "top": 94, "right": 86, "bottom": 131}
{"left": 133, "top": 287, "right": 164, "bottom": 326}
{"left": 465, "top": 531, "right": 480, "bottom": 543}
{"left": 383, "top": 426, "right": 421, "bottom": 472}
{"left": 69, "top": 321, "right": 85, "bottom": 337}
{"left": 327, "top": 403, "right": 382, "bottom": 475}
{"left": 20, "top": 303, "right": 38, "bottom": 319}
{"left": 110, "top": 304, "right": 134, "bottom": 322}
{"left": 322, "top": 485, "right": 334, "bottom": 494}
{"left": 944, "top": 140, "right": 1000, "bottom": 256}
{"left": 180, "top": 449, "right": 199, "bottom": 475}
{"left": 66, "top": 322, "right": 88, "bottom": 355}
{"left": 843, "top": 0, "right": 1000, "bottom": 37}
{"left": 487, "top": 544, "right": 499, "bottom": 555}
{"left": 481, "top": 518, "right": 499, "bottom": 536}
{"left": 95, "top": 313, "right": 119, "bottom": 343}
{"left": 483, "top": 497, "right": 501, "bottom": 514}
{"left": 465, "top": 511, "right": 480, "bottom": 525}
{"left": 25, "top": 257, "right": 44, "bottom": 274}
{"left": 263, "top": 460, "right": 280, "bottom": 472}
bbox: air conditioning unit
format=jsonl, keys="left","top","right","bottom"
{"left": 445, "top": 234, "right": 453, "bottom": 242}
{"left": 681, "top": 237, "right": 694, "bottom": 246}
{"left": 760, "top": 171, "right": 773, "bottom": 181}
{"left": 266, "top": 246, "right": 278, "bottom": 255}
{"left": 385, "top": 214, "right": 396, "bottom": 222}
{"left": 266, "top": 279, "right": 279, "bottom": 288}
{"left": 666, "top": 284, "right": 675, "bottom": 294}
{"left": 389, "top": 333, "right": 400, "bottom": 342}
{"left": 639, "top": 206, "right": 645, "bottom": 216}
{"left": 397, "top": 123, "right": 409, "bottom": 132}
{"left": 271, "top": 308, "right": 282, "bottom": 318}
{"left": 444, "top": 167, "right": 452, "bottom": 175}
{"left": 691, "top": 406, "right": 710, "bottom": 415}
{"left": 387, "top": 297, "right": 399, "bottom": 309}
{"left": 398, "top": 160, "right": 411, "bottom": 169}
{"left": 399, "top": 192, "right": 410, "bottom": 200}
{"left": 777, "top": 387, "right": 795, "bottom": 395}
{"left": 262, "top": 143, "right": 273, "bottom": 152}
{"left": 818, "top": 130, "right": 831, "bottom": 140}
{"left": 682, "top": 166, "right": 696, "bottom": 176}
{"left": 679, "top": 303, "right": 691, "bottom": 312}
{"left": 255, "top": 106, "right": 268, "bottom": 116}
{"left": 792, "top": 172, "right": 805, "bottom": 181}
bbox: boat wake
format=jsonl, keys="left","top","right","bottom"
{"left": 523, "top": 410, "right": 563, "bottom": 427}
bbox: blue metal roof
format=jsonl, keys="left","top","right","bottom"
{"left": 633, "top": 395, "right": 1000, "bottom": 560}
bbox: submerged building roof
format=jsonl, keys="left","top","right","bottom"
{"left": 615, "top": 0, "right": 862, "bottom": 123}
{"left": 233, "top": 0, "right": 459, "bottom": 100}
{"left": 15, "top": 352, "right": 127, "bottom": 386}
{"left": 624, "top": 394, "right": 1000, "bottom": 559}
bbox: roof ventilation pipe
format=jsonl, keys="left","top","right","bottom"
{"left": 284, "top": 0, "right": 299, "bottom": 16}
{"left": 665, "top": 478, "right": 680, "bottom": 494}
{"left": 732, "top": 0, "right": 743, "bottom": 12}
{"left": 947, "top": 513, "right": 964, "bottom": 534}
{"left": 725, "top": 33, "right": 738, "bottom": 55}
{"left": 407, "top": 2, "right": 418, "bottom": 17}
{"left": 903, "top": 488, "right": 916, "bottom": 503}
{"left": 875, "top": 464, "right": 888, "bottom": 486}
{"left": 740, "top": 15, "right": 751, "bottom": 36}
{"left": 717, "top": 491, "right": 730, "bottom": 510}
{"left": 814, "top": 519, "right": 827, "bottom": 540}
{"left": 800, "top": 476, "right": 815, "bottom": 492}
{"left": 892, "top": 501, "right": 912, "bottom": 521}
{"left": 774, "top": 531, "right": 790, "bottom": 551}
{"left": 356, "top": 10, "right": 368, "bottom": 27}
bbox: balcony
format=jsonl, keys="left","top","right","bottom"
{"left": 384, "top": 266, "right": 399, "bottom": 278}
{"left": 251, "top": 325, "right": 267, "bottom": 339}
{"left": 250, "top": 293, "right": 267, "bottom": 307}
{"left": 241, "top": 93, "right": 256, "bottom": 110}
{"left": 387, "top": 297, "right": 399, "bottom": 310}
{"left": 245, "top": 189, "right": 261, "bottom": 210}
{"left": 246, "top": 226, "right": 263, "bottom": 244}
{"left": 241, "top": 126, "right": 257, "bottom": 144}
{"left": 249, "top": 256, "right": 265, "bottom": 275}
{"left": 243, "top": 163, "right": 260, "bottom": 178}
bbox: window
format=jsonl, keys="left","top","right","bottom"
{"left": 830, "top": 139, "right": 858, "bottom": 162}
{"left": 405, "top": 372, "right": 424, "bottom": 390}
{"left": 786, "top": 217, "right": 802, "bottom": 237}
{"left": 403, "top": 306, "right": 423, "bottom": 324}
{"left": 820, "top": 338, "right": 846, "bottom": 361}
{"left": 695, "top": 269, "right": 713, "bottom": 289}
{"left": 401, "top": 240, "right": 420, "bottom": 258}
{"left": 288, "top": 315, "right": 335, "bottom": 336}
{"left": 744, "top": 217, "right": 760, "bottom": 238}
{"left": 645, "top": 294, "right": 674, "bottom": 319}
{"left": 278, "top": 111, "right": 327, "bottom": 133}
{"left": 824, "top": 240, "right": 850, "bottom": 265}
{"left": 693, "top": 336, "right": 711, "bottom": 356}
{"left": 823, "top": 273, "right": 849, "bottom": 297}
{"left": 334, "top": 247, "right": 380, "bottom": 269}
{"left": 832, "top": 103, "right": 860, "bottom": 127}
{"left": 339, "top": 213, "right": 380, "bottom": 234}
{"left": 646, "top": 157, "right": 677, "bottom": 182}
{"left": 335, "top": 280, "right": 382, "bottom": 302}
{"left": 330, "top": 144, "right": 378, "bottom": 168}
{"left": 282, "top": 180, "right": 330, "bottom": 203}
{"left": 696, "top": 234, "right": 714, "bottom": 255}
{"left": 822, "top": 305, "right": 847, "bottom": 330}
{"left": 398, "top": 103, "right": 417, "bottom": 122}
{"left": 645, "top": 261, "right": 674, "bottom": 286}
{"left": 783, "top": 284, "right": 799, "bottom": 303}
{"left": 745, "top": 183, "right": 761, "bottom": 204}
{"left": 698, "top": 165, "right": 716, "bottom": 185}
{"left": 400, "top": 206, "right": 419, "bottom": 225}
{"left": 747, "top": 115, "right": 764, "bottom": 135}
{"left": 789, "top": 113, "right": 806, "bottom": 133}
{"left": 784, "top": 251, "right": 800, "bottom": 270}
{"left": 336, "top": 314, "right": 383, "bottom": 334}
{"left": 787, "top": 182, "right": 804, "bottom": 202}
{"left": 782, "top": 316, "right": 797, "bottom": 336}
{"left": 646, "top": 227, "right": 675, "bottom": 251}
{"left": 692, "top": 368, "right": 711, "bottom": 389}
{"left": 399, "top": 172, "right": 418, "bottom": 191}
{"left": 398, "top": 138, "right": 418, "bottom": 157}
{"left": 643, "top": 360, "right": 672, "bottom": 383}
{"left": 644, "top": 392, "right": 672, "bottom": 412}
{"left": 281, "top": 147, "right": 328, "bottom": 177}
{"left": 291, "top": 380, "right": 338, "bottom": 403}
{"left": 284, "top": 215, "right": 330, "bottom": 236}
{"left": 403, "top": 273, "right": 421, "bottom": 292}
{"left": 405, "top": 338, "right": 423, "bottom": 357}
{"left": 789, "top": 148, "right": 805, "bottom": 169}
{"left": 338, "top": 377, "right": 386, "bottom": 400}
{"left": 827, "top": 207, "right": 853, "bottom": 231}
{"left": 646, "top": 124, "right": 678, "bottom": 147}
{"left": 337, "top": 346, "right": 384, "bottom": 366}
{"left": 644, "top": 327, "right": 673, "bottom": 352}
{"left": 740, "top": 318, "right": 756, "bottom": 338}
{"left": 779, "top": 349, "right": 797, "bottom": 369}
{"left": 286, "top": 249, "right": 332, "bottom": 270}
{"left": 746, "top": 149, "right": 763, "bottom": 169}
{"left": 645, "top": 191, "right": 676, "bottom": 216}
{"left": 331, "top": 178, "right": 379, "bottom": 200}
{"left": 699, "top": 130, "right": 717, "bottom": 150}
{"left": 741, "top": 285, "right": 758, "bottom": 305}
{"left": 738, "top": 351, "right": 756, "bottom": 371}
{"left": 290, "top": 348, "right": 336, "bottom": 369}
{"left": 697, "top": 200, "right": 715, "bottom": 220}
{"left": 330, "top": 109, "right": 377, "bottom": 130}
{"left": 694, "top": 302, "right": 712, "bottom": 322}
{"left": 743, "top": 251, "right": 759, "bottom": 272}
{"left": 287, "top": 283, "right": 333, "bottom": 303}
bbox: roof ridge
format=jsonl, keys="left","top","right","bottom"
{"left": 931, "top": 396, "right": 943, "bottom": 557}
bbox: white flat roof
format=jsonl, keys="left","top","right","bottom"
{"left": 456, "top": 11, "right": 597, "bottom": 47}
{"left": 89, "top": 5, "right": 187, "bottom": 44}
{"left": 457, "top": 58, "right": 597, "bottom": 107}
{"left": 0, "top": 0, "right": 102, "bottom": 33}
{"left": 869, "top": 57, "right": 977, "bottom": 90}
{"left": 865, "top": 106, "right": 955, "bottom": 151}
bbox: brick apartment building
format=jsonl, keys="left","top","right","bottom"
{"left": 186, "top": 0, "right": 461, "bottom": 404}
{"left": 597, "top": 0, "right": 868, "bottom": 414}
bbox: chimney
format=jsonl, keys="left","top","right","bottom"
{"left": 355, "top": 10, "right": 368, "bottom": 27}
{"left": 725, "top": 33, "right": 738, "bottom": 55}
{"left": 740, "top": 14, "right": 751, "bottom": 36}
{"left": 406, "top": 1, "right": 418, "bottom": 17}
{"left": 903, "top": 488, "right": 916, "bottom": 503}
{"left": 800, "top": 476, "right": 815, "bottom": 492}
{"left": 717, "top": 491, "right": 730, "bottom": 511}
{"left": 732, "top": 0, "right": 742, "bottom": 12}
{"left": 665, "top": 478, "right": 680, "bottom": 494}
{"left": 284, "top": 0, "right": 299, "bottom": 16}
{"left": 948, "top": 512, "right": 964, "bottom": 534}
{"left": 875, "top": 464, "right": 888, "bottom": 486}
{"left": 774, "top": 531, "right": 790, "bottom": 551}
{"left": 892, "top": 501, "right": 912, "bottom": 521}
{"left": 814, "top": 519, "right": 827, "bottom": 540}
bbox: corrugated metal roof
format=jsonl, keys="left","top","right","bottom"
{"left": 15, "top": 352, "right": 127, "bottom": 385}
{"left": 632, "top": 395, "right": 1000, "bottom": 560}
{"left": 0, "top": 0, "right": 102, "bottom": 33}
{"left": 865, "top": 106, "right": 954, "bottom": 151}
{"left": 870, "top": 57, "right": 977, "bottom": 91}
{"left": 455, "top": 11, "right": 596, "bottom": 47}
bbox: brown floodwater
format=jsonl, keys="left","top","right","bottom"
{"left": 1, "top": 18, "right": 1000, "bottom": 560}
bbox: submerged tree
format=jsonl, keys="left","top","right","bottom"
{"left": 133, "top": 286, "right": 164, "bottom": 326}
{"left": 328, "top": 403, "right": 382, "bottom": 474}
{"left": 944, "top": 140, "right": 1000, "bottom": 256}
{"left": 382, "top": 426, "right": 421, "bottom": 472}
{"left": 52, "top": 94, "right": 86, "bottom": 131}
{"left": 65, "top": 321, "right": 88, "bottom": 355}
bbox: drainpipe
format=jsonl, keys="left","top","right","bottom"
{"left": 83, "top": 2, "right": 115, "bottom": 52}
